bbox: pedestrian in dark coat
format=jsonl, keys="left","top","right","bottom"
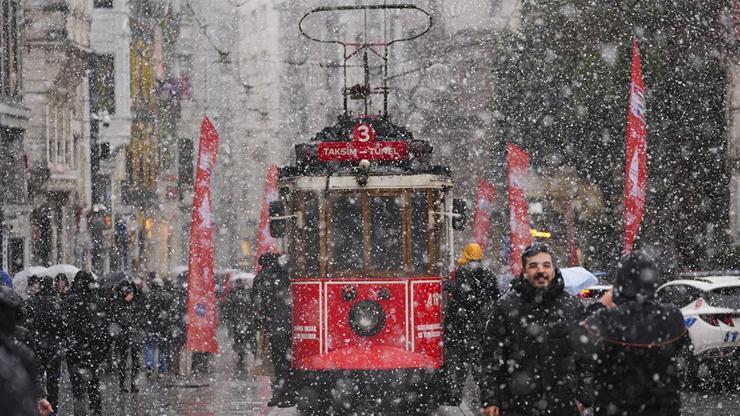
{"left": 24, "top": 275, "right": 64, "bottom": 412}
{"left": 224, "top": 278, "right": 256, "bottom": 371}
{"left": 579, "top": 250, "right": 688, "bottom": 416}
{"left": 480, "top": 243, "right": 587, "bottom": 416}
{"left": 142, "top": 277, "right": 173, "bottom": 375}
{"left": 64, "top": 270, "right": 108, "bottom": 416}
{"left": 0, "top": 285, "right": 51, "bottom": 416}
{"left": 252, "top": 252, "right": 294, "bottom": 407}
{"left": 108, "top": 279, "right": 143, "bottom": 392}
{"left": 444, "top": 242, "right": 499, "bottom": 405}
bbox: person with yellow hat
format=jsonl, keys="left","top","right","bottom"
{"left": 442, "top": 242, "right": 499, "bottom": 406}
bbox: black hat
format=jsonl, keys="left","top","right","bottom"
{"left": 258, "top": 252, "right": 280, "bottom": 268}
{"left": 613, "top": 250, "right": 659, "bottom": 304}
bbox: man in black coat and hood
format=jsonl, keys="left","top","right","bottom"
{"left": 252, "top": 252, "right": 294, "bottom": 407}
{"left": 480, "top": 243, "right": 588, "bottom": 416}
{"left": 579, "top": 250, "right": 687, "bottom": 416}
{"left": 64, "top": 270, "right": 109, "bottom": 416}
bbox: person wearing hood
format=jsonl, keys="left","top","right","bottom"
{"left": 24, "top": 275, "right": 64, "bottom": 413}
{"left": 109, "top": 279, "right": 144, "bottom": 392}
{"left": 252, "top": 252, "right": 294, "bottom": 407}
{"left": 443, "top": 243, "right": 499, "bottom": 406}
{"left": 578, "top": 250, "right": 687, "bottom": 416}
{"left": 64, "top": 270, "right": 109, "bottom": 416}
{"left": 480, "top": 243, "right": 588, "bottom": 416}
{"left": 142, "top": 277, "right": 173, "bottom": 376}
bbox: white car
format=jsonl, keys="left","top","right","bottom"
{"left": 655, "top": 274, "right": 740, "bottom": 385}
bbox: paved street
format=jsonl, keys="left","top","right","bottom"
{"left": 50, "top": 328, "right": 740, "bottom": 415}
{"left": 54, "top": 328, "right": 476, "bottom": 416}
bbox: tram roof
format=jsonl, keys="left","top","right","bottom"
{"left": 283, "top": 114, "right": 449, "bottom": 177}
{"left": 278, "top": 173, "right": 454, "bottom": 190}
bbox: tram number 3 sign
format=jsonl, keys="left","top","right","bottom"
{"left": 318, "top": 123, "right": 408, "bottom": 162}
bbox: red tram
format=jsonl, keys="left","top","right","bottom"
{"left": 268, "top": 5, "right": 466, "bottom": 414}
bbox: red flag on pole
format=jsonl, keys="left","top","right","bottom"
{"left": 472, "top": 179, "right": 496, "bottom": 252}
{"left": 507, "top": 143, "right": 532, "bottom": 276}
{"left": 254, "top": 165, "right": 281, "bottom": 273}
{"left": 185, "top": 117, "right": 220, "bottom": 353}
{"left": 623, "top": 40, "right": 648, "bottom": 254}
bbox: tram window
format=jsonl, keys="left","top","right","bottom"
{"left": 303, "top": 192, "right": 321, "bottom": 276}
{"left": 369, "top": 196, "right": 404, "bottom": 271}
{"left": 331, "top": 195, "right": 364, "bottom": 272}
{"left": 411, "top": 192, "right": 429, "bottom": 274}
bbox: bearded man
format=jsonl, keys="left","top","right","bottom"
{"left": 480, "top": 243, "right": 588, "bottom": 416}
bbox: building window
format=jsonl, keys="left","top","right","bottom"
{"left": 89, "top": 54, "right": 116, "bottom": 115}
{"left": 0, "top": 0, "right": 21, "bottom": 98}
{"left": 94, "top": 0, "right": 113, "bottom": 8}
{"left": 47, "top": 101, "right": 77, "bottom": 170}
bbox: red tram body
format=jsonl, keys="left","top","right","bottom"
{"left": 271, "top": 115, "right": 463, "bottom": 414}
{"left": 267, "top": 5, "right": 463, "bottom": 413}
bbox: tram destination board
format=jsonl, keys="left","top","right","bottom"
{"left": 318, "top": 122, "right": 408, "bottom": 162}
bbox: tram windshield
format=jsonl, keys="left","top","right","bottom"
{"left": 289, "top": 189, "right": 443, "bottom": 278}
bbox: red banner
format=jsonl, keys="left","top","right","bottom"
{"left": 507, "top": 143, "right": 532, "bottom": 276}
{"left": 185, "top": 117, "right": 220, "bottom": 353}
{"left": 254, "top": 165, "right": 281, "bottom": 272}
{"left": 472, "top": 179, "right": 496, "bottom": 252}
{"left": 623, "top": 40, "right": 648, "bottom": 254}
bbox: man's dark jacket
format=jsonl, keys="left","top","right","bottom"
{"left": 251, "top": 254, "right": 291, "bottom": 334}
{"left": 142, "top": 286, "right": 174, "bottom": 337}
{"left": 63, "top": 274, "right": 110, "bottom": 367}
{"left": 24, "top": 289, "right": 64, "bottom": 361}
{"left": 579, "top": 257, "right": 688, "bottom": 416}
{"left": 480, "top": 271, "right": 586, "bottom": 416}
{"left": 447, "top": 260, "right": 499, "bottom": 337}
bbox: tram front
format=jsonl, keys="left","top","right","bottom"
{"left": 269, "top": 115, "right": 465, "bottom": 414}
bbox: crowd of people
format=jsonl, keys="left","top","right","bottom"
{"left": 0, "top": 270, "right": 188, "bottom": 416}
{"left": 1, "top": 243, "right": 691, "bottom": 416}
{"left": 444, "top": 242, "right": 688, "bottom": 416}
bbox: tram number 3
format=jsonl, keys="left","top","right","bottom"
{"left": 724, "top": 331, "right": 740, "bottom": 343}
{"left": 352, "top": 123, "right": 375, "bottom": 143}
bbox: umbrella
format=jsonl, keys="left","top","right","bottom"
{"left": 46, "top": 264, "right": 81, "bottom": 280}
{"left": 13, "top": 266, "right": 50, "bottom": 299}
{"left": 228, "top": 272, "right": 256, "bottom": 289}
{"left": 561, "top": 267, "right": 599, "bottom": 295}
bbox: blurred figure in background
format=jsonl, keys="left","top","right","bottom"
{"left": 64, "top": 271, "right": 109, "bottom": 416}
{"left": 143, "top": 277, "right": 173, "bottom": 377}
{"left": 444, "top": 243, "right": 499, "bottom": 406}
{"left": 24, "top": 275, "right": 64, "bottom": 413}
{"left": 252, "top": 253, "right": 294, "bottom": 407}
{"left": 109, "top": 280, "right": 143, "bottom": 393}
{"left": 223, "top": 278, "right": 255, "bottom": 372}
{"left": 168, "top": 272, "right": 188, "bottom": 375}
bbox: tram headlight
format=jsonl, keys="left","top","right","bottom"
{"left": 348, "top": 300, "right": 386, "bottom": 337}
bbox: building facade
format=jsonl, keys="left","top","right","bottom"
{"left": 88, "top": 0, "right": 133, "bottom": 274}
{"left": 159, "top": 0, "right": 523, "bottom": 273}
{"left": 0, "top": 0, "right": 31, "bottom": 274}
{"left": 23, "top": 0, "right": 92, "bottom": 268}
